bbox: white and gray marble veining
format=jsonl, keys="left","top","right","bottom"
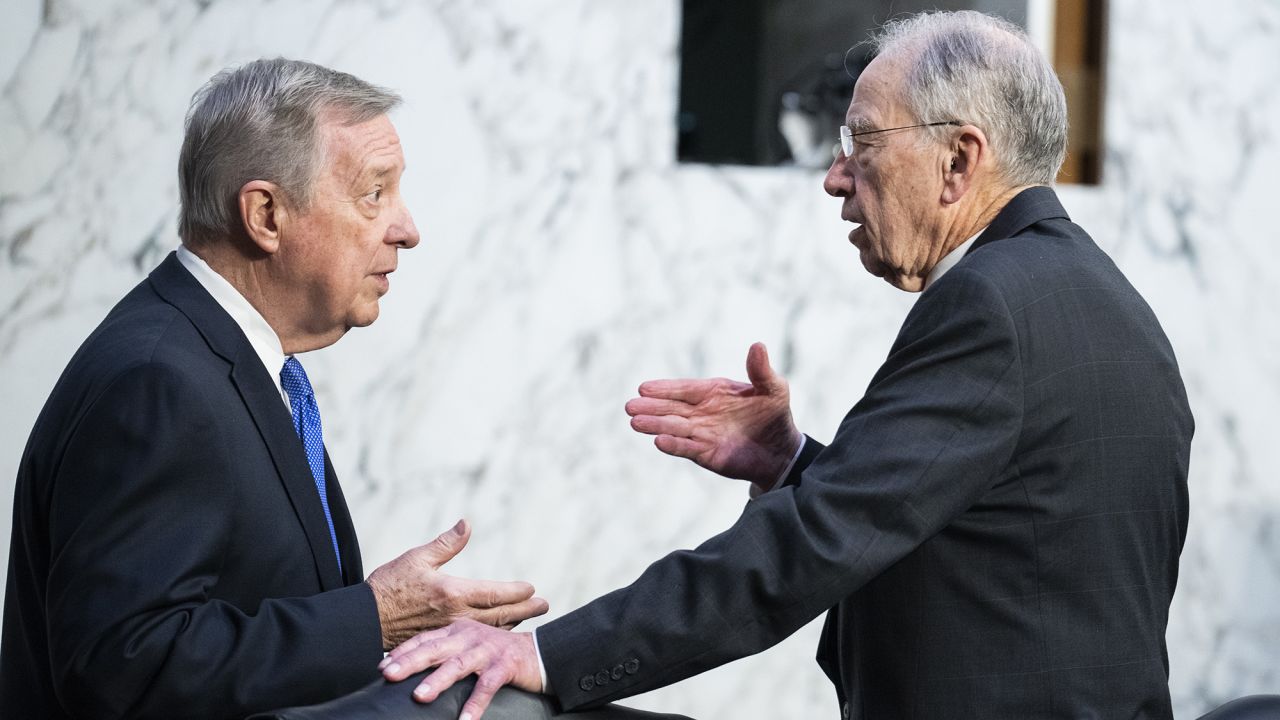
{"left": 2, "top": 0, "right": 1278, "bottom": 717}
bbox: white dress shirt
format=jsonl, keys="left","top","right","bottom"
{"left": 176, "top": 245, "right": 291, "bottom": 411}
{"left": 924, "top": 228, "right": 984, "bottom": 290}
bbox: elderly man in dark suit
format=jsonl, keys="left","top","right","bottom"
{"left": 0, "top": 58, "right": 550, "bottom": 719}
{"left": 318, "top": 11, "right": 1192, "bottom": 720}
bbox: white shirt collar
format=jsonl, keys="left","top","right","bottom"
{"left": 924, "top": 227, "right": 987, "bottom": 290}
{"left": 176, "top": 245, "right": 291, "bottom": 409}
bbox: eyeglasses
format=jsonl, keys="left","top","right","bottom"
{"left": 838, "top": 121, "right": 962, "bottom": 157}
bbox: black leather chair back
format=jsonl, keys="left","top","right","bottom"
{"left": 1196, "top": 695, "right": 1280, "bottom": 720}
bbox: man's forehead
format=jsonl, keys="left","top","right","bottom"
{"left": 844, "top": 91, "right": 887, "bottom": 130}
{"left": 350, "top": 152, "right": 405, "bottom": 189}
{"left": 846, "top": 53, "right": 906, "bottom": 127}
{"left": 319, "top": 115, "right": 405, "bottom": 181}
{"left": 323, "top": 116, "right": 400, "bottom": 152}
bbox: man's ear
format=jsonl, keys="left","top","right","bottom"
{"left": 238, "top": 180, "right": 286, "bottom": 254}
{"left": 941, "top": 125, "right": 988, "bottom": 205}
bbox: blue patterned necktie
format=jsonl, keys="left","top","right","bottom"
{"left": 279, "top": 357, "right": 342, "bottom": 573}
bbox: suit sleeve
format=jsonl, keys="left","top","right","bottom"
{"left": 781, "top": 435, "right": 826, "bottom": 489}
{"left": 44, "top": 363, "right": 383, "bottom": 720}
{"left": 538, "top": 267, "right": 1024, "bottom": 709}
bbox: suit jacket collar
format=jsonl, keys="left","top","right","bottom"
{"left": 967, "top": 185, "right": 1070, "bottom": 255}
{"left": 147, "top": 252, "right": 354, "bottom": 590}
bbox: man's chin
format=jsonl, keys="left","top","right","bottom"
{"left": 883, "top": 273, "right": 925, "bottom": 293}
{"left": 858, "top": 251, "right": 888, "bottom": 279}
{"left": 857, "top": 256, "right": 923, "bottom": 293}
{"left": 347, "top": 304, "right": 381, "bottom": 329}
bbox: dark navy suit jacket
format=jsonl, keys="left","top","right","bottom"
{"left": 1, "top": 254, "right": 384, "bottom": 719}
{"left": 538, "top": 187, "right": 1193, "bottom": 719}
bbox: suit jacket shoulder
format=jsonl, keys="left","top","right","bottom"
{"left": 538, "top": 187, "right": 1193, "bottom": 719}
{"left": 2, "top": 253, "right": 382, "bottom": 720}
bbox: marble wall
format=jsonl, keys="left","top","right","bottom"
{"left": 1, "top": 0, "right": 1277, "bottom": 716}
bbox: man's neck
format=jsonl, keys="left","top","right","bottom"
{"left": 183, "top": 239, "right": 340, "bottom": 355}
{"left": 940, "top": 183, "right": 1033, "bottom": 256}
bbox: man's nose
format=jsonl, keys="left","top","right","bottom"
{"left": 388, "top": 202, "right": 420, "bottom": 249}
{"left": 823, "top": 155, "right": 851, "bottom": 198}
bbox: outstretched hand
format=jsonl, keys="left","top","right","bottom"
{"left": 366, "top": 520, "right": 550, "bottom": 650}
{"left": 625, "top": 342, "right": 803, "bottom": 489}
{"left": 381, "top": 618, "right": 541, "bottom": 720}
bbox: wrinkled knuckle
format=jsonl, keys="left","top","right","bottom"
{"left": 422, "top": 581, "right": 445, "bottom": 605}
{"left": 403, "top": 646, "right": 431, "bottom": 666}
{"left": 428, "top": 534, "right": 455, "bottom": 554}
{"left": 475, "top": 674, "right": 504, "bottom": 693}
{"left": 437, "top": 579, "right": 463, "bottom": 604}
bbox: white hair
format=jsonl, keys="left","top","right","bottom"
{"left": 178, "top": 58, "right": 401, "bottom": 245}
{"left": 869, "top": 11, "right": 1069, "bottom": 186}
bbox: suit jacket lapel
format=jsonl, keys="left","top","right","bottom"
{"left": 967, "top": 185, "right": 1071, "bottom": 255}
{"left": 148, "top": 252, "right": 346, "bottom": 592}
{"left": 231, "top": 359, "right": 346, "bottom": 590}
{"left": 323, "top": 451, "right": 363, "bottom": 585}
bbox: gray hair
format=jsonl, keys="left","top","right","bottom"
{"left": 868, "top": 11, "right": 1068, "bottom": 186}
{"left": 178, "top": 58, "right": 402, "bottom": 245}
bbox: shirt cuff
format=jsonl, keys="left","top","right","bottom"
{"left": 532, "top": 627, "right": 549, "bottom": 693}
{"left": 752, "top": 434, "right": 806, "bottom": 497}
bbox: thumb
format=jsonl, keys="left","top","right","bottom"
{"left": 745, "top": 342, "right": 781, "bottom": 393}
{"left": 421, "top": 518, "right": 471, "bottom": 569}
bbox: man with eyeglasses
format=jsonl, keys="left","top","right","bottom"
{"left": 316, "top": 10, "right": 1191, "bottom": 720}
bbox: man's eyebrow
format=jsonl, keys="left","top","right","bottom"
{"left": 846, "top": 116, "right": 876, "bottom": 134}
{"left": 354, "top": 161, "right": 400, "bottom": 185}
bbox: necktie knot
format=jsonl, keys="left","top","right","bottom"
{"left": 280, "top": 356, "right": 315, "bottom": 404}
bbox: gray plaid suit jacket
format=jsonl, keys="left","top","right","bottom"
{"left": 538, "top": 186, "right": 1193, "bottom": 719}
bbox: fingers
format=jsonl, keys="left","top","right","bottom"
{"left": 470, "top": 596, "right": 549, "bottom": 628}
{"left": 421, "top": 518, "right": 471, "bottom": 569}
{"left": 629, "top": 413, "right": 693, "bottom": 438}
{"left": 640, "top": 376, "right": 747, "bottom": 404}
{"left": 412, "top": 653, "right": 474, "bottom": 704}
{"left": 411, "top": 657, "right": 508, "bottom": 720}
{"left": 653, "top": 434, "right": 712, "bottom": 462}
{"left": 458, "top": 671, "right": 507, "bottom": 720}
{"left": 624, "top": 396, "right": 695, "bottom": 418}
{"left": 378, "top": 625, "right": 450, "bottom": 671}
{"left": 455, "top": 578, "right": 536, "bottom": 609}
{"left": 383, "top": 622, "right": 541, "bottom": 719}
{"left": 744, "top": 342, "right": 779, "bottom": 392}
{"left": 382, "top": 627, "right": 460, "bottom": 681}
{"left": 636, "top": 379, "right": 707, "bottom": 404}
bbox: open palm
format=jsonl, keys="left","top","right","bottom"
{"left": 625, "top": 342, "right": 803, "bottom": 486}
